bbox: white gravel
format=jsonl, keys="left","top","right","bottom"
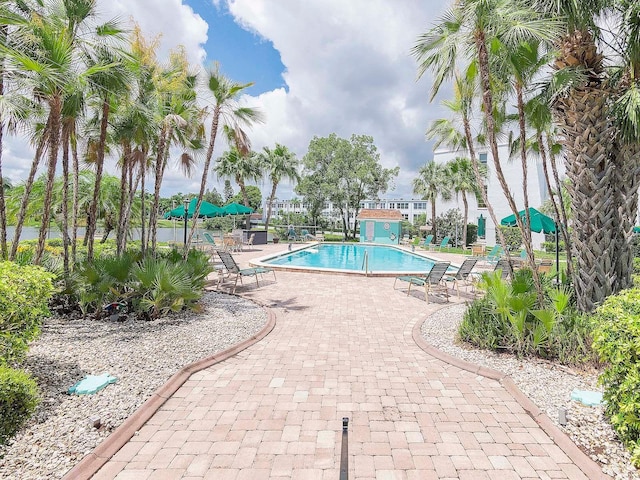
{"left": 0, "top": 292, "right": 267, "bottom": 480}
{"left": 422, "top": 303, "right": 639, "bottom": 480}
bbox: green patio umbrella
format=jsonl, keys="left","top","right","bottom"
{"left": 500, "top": 207, "right": 556, "bottom": 234}
{"left": 477, "top": 214, "right": 486, "bottom": 238}
{"left": 163, "top": 198, "right": 225, "bottom": 219}
{"left": 221, "top": 202, "right": 253, "bottom": 215}
{"left": 500, "top": 207, "right": 559, "bottom": 276}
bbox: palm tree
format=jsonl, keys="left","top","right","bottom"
{"left": 84, "top": 45, "right": 130, "bottom": 261}
{"left": 446, "top": 157, "right": 483, "bottom": 248}
{"left": 425, "top": 72, "right": 508, "bottom": 253}
{"left": 215, "top": 147, "right": 262, "bottom": 208}
{"left": 536, "top": 0, "right": 640, "bottom": 310}
{"left": 259, "top": 143, "right": 300, "bottom": 231}
{"left": 188, "top": 65, "right": 263, "bottom": 248}
{"left": 414, "top": 0, "right": 558, "bottom": 302}
{"left": 412, "top": 161, "right": 451, "bottom": 241}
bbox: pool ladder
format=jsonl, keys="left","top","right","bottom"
{"left": 361, "top": 250, "right": 370, "bottom": 276}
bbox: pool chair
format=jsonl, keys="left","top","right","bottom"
{"left": 216, "top": 251, "right": 276, "bottom": 293}
{"left": 494, "top": 258, "right": 514, "bottom": 280}
{"left": 287, "top": 227, "right": 299, "bottom": 242}
{"left": 244, "top": 233, "right": 256, "bottom": 249}
{"left": 420, "top": 234, "right": 434, "bottom": 250}
{"left": 203, "top": 232, "right": 224, "bottom": 252}
{"left": 301, "top": 229, "right": 317, "bottom": 241}
{"left": 444, "top": 258, "right": 478, "bottom": 297}
{"left": 394, "top": 261, "right": 451, "bottom": 303}
{"left": 485, "top": 245, "right": 503, "bottom": 265}
{"left": 437, "top": 236, "right": 451, "bottom": 251}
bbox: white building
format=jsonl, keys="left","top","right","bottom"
{"left": 433, "top": 144, "right": 558, "bottom": 249}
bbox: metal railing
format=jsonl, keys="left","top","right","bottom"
{"left": 361, "top": 250, "right": 369, "bottom": 276}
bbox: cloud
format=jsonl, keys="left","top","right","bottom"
{"left": 220, "top": 0, "right": 451, "bottom": 199}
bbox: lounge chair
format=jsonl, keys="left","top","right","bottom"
{"left": 420, "top": 234, "right": 434, "bottom": 250}
{"left": 301, "top": 229, "right": 317, "bottom": 241}
{"left": 495, "top": 257, "right": 514, "bottom": 280}
{"left": 394, "top": 261, "right": 451, "bottom": 303}
{"left": 287, "top": 227, "right": 299, "bottom": 242}
{"left": 437, "top": 236, "right": 451, "bottom": 251}
{"left": 444, "top": 258, "right": 478, "bottom": 297}
{"left": 485, "top": 245, "right": 503, "bottom": 265}
{"left": 203, "top": 232, "right": 224, "bottom": 252}
{"left": 244, "top": 233, "right": 255, "bottom": 249}
{"left": 216, "top": 251, "right": 276, "bottom": 293}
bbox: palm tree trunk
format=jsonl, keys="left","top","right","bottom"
{"left": 86, "top": 97, "right": 110, "bottom": 261}
{"left": 121, "top": 148, "right": 143, "bottom": 254}
{"left": 611, "top": 142, "right": 640, "bottom": 292}
{"left": 546, "top": 134, "right": 572, "bottom": 266}
{"left": 140, "top": 162, "right": 146, "bottom": 255}
{"left": 116, "top": 142, "right": 131, "bottom": 255}
{"left": 149, "top": 124, "right": 168, "bottom": 253}
{"left": 188, "top": 106, "right": 221, "bottom": 248}
{"left": 265, "top": 182, "right": 278, "bottom": 231}
{"left": 461, "top": 192, "right": 468, "bottom": 247}
{"left": 0, "top": 118, "right": 7, "bottom": 260}
{"left": 60, "top": 122, "right": 71, "bottom": 275}
{"left": 539, "top": 131, "right": 573, "bottom": 281}
{"left": 516, "top": 83, "right": 543, "bottom": 301}
{"left": 554, "top": 87, "right": 616, "bottom": 312}
{"left": 10, "top": 120, "right": 50, "bottom": 260}
{"left": 461, "top": 110, "right": 509, "bottom": 255}
{"left": 430, "top": 194, "right": 437, "bottom": 241}
{"left": 71, "top": 123, "right": 79, "bottom": 265}
{"left": 35, "top": 97, "right": 63, "bottom": 265}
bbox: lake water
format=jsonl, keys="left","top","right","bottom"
{"left": 5, "top": 226, "right": 195, "bottom": 243}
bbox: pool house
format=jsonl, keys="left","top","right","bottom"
{"left": 357, "top": 209, "right": 403, "bottom": 244}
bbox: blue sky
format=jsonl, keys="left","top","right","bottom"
{"left": 185, "top": 0, "right": 286, "bottom": 96}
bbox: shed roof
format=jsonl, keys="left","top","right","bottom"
{"left": 357, "top": 209, "right": 403, "bottom": 221}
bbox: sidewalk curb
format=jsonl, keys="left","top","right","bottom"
{"left": 62, "top": 303, "right": 276, "bottom": 480}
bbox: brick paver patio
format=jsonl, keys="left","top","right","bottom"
{"left": 75, "top": 245, "right": 606, "bottom": 479}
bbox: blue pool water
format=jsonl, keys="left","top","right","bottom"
{"left": 263, "top": 243, "right": 438, "bottom": 274}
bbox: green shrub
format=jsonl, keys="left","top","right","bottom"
{"left": 497, "top": 226, "right": 523, "bottom": 251}
{"left": 459, "top": 268, "right": 595, "bottom": 365}
{"left": 542, "top": 240, "right": 565, "bottom": 253}
{"left": 72, "top": 249, "right": 212, "bottom": 319}
{"left": 592, "top": 289, "right": 640, "bottom": 466}
{"left": 0, "top": 366, "right": 39, "bottom": 445}
{"left": 0, "top": 262, "right": 54, "bottom": 365}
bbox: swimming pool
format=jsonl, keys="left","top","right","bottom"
{"left": 255, "top": 243, "right": 441, "bottom": 276}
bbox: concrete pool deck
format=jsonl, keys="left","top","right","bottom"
{"left": 68, "top": 243, "right": 608, "bottom": 479}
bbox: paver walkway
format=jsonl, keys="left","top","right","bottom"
{"left": 86, "top": 246, "right": 604, "bottom": 479}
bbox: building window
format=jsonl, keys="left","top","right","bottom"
{"left": 397, "top": 202, "right": 408, "bottom": 209}
{"left": 414, "top": 202, "right": 427, "bottom": 210}
{"left": 388, "top": 202, "right": 395, "bottom": 209}
{"left": 479, "top": 153, "right": 488, "bottom": 164}
{"left": 402, "top": 214, "right": 409, "bottom": 220}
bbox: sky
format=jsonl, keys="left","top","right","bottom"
{"left": 3, "top": 0, "right": 453, "bottom": 201}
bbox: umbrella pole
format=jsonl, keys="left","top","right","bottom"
{"left": 555, "top": 224, "right": 559, "bottom": 281}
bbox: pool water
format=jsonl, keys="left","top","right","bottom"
{"left": 264, "top": 243, "right": 438, "bottom": 274}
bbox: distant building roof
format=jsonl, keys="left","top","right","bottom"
{"left": 357, "top": 209, "right": 403, "bottom": 221}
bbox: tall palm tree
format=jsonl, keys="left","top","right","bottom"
{"left": 535, "top": 0, "right": 640, "bottom": 310}
{"left": 446, "top": 157, "right": 483, "bottom": 247}
{"left": 425, "top": 71, "right": 509, "bottom": 253}
{"left": 259, "top": 143, "right": 300, "bottom": 231}
{"left": 412, "top": 161, "right": 451, "bottom": 241}
{"left": 188, "top": 65, "right": 263, "bottom": 247}
{"left": 414, "top": 0, "right": 558, "bottom": 302}
{"left": 84, "top": 45, "right": 130, "bottom": 261}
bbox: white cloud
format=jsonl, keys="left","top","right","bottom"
{"left": 220, "top": 0, "right": 451, "bottom": 199}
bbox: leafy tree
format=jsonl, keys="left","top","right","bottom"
{"left": 297, "top": 133, "right": 398, "bottom": 239}
{"left": 223, "top": 180, "right": 234, "bottom": 202}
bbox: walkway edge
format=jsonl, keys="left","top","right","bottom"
{"left": 412, "top": 307, "right": 611, "bottom": 480}
{"left": 62, "top": 304, "right": 277, "bottom": 480}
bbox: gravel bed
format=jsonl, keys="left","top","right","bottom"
{"left": 0, "top": 292, "right": 267, "bottom": 480}
{"left": 422, "top": 303, "right": 639, "bottom": 480}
